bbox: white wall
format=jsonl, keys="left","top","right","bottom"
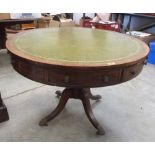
{"left": 73, "top": 13, "right": 83, "bottom": 25}
{"left": 10, "top": 13, "right": 95, "bottom": 25}
{"left": 10, "top": 13, "right": 41, "bottom": 19}
{"left": 73, "top": 13, "right": 95, "bottom": 25}
{"left": 85, "top": 13, "right": 95, "bottom": 18}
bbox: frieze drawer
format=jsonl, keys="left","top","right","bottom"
{"left": 122, "top": 61, "right": 144, "bottom": 82}
{"left": 48, "top": 68, "right": 122, "bottom": 87}
{"left": 100, "top": 69, "right": 122, "bottom": 85}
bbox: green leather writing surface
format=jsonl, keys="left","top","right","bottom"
{"left": 10, "top": 27, "right": 148, "bottom": 65}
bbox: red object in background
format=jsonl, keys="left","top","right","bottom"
{"left": 82, "top": 19, "right": 92, "bottom": 28}
{"left": 91, "top": 22, "right": 120, "bottom": 32}
{"left": 82, "top": 19, "right": 120, "bottom": 32}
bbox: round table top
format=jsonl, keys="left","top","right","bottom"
{"left": 6, "top": 27, "right": 149, "bottom": 67}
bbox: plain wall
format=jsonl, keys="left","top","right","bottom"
{"left": 10, "top": 13, "right": 42, "bottom": 19}
{"left": 73, "top": 13, "right": 95, "bottom": 25}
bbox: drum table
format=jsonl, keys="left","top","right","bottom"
{"left": 6, "top": 28, "right": 149, "bottom": 135}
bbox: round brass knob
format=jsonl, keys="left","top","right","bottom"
{"left": 130, "top": 71, "right": 136, "bottom": 75}
{"left": 64, "top": 75, "right": 70, "bottom": 83}
{"left": 103, "top": 75, "right": 109, "bottom": 82}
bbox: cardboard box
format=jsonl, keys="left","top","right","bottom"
{"left": 0, "top": 13, "right": 10, "bottom": 19}
{"left": 60, "top": 21, "right": 75, "bottom": 27}
{"left": 49, "top": 19, "right": 75, "bottom": 28}
{"left": 21, "top": 23, "right": 36, "bottom": 30}
{"left": 49, "top": 20, "right": 60, "bottom": 27}
{"left": 37, "top": 17, "right": 51, "bottom": 28}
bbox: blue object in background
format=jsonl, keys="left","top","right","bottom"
{"left": 147, "top": 41, "right": 155, "bottom": 64}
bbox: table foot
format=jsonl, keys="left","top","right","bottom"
{"left": 96, "top": 127, "right": 105, "bottom": 135}
{"left": 80, "top": 89, "right": 105, "bottom": 134}
{"left": 39, "top": 118, "right": 48, "bottom": 126}
{"left": 85, "top": 88, "right": 102, "bottom": 100}
{"left": 42, "top": 88, "right": 105, "bottom": 134}
{"left": 39, "top": 88, "right": 71, "bottom": 126}
{"left": 55, "top": 90, "right": 62, "bottom": 98}
{"left": 90, "top": 95, "right": 102, "bottom": 100}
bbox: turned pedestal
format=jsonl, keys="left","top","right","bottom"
{"left": 39, "top": 88, "right": 105, "bottom": 135}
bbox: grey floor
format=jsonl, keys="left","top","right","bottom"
{"left": 0, "top": 49, "right": 155, "bottom": 142}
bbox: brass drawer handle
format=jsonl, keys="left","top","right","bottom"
{"left": 64, "top": 76, "right": 70, "bottom": 83}
{"left": 130, "top": 71, "right": 136, "bottom": 75}
{"left": 103, "top": 75, "right": 109, "bottom": 82}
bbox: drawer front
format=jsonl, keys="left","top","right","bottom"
{"left": 122, "top": 61, "right": 144, "bottom": 82}
{"left": 11, "top": 54, "right": 122, "bottom": 87}
{"left": 48, "top": 68, "right": 122, "bottom": 87}
{"left": 11, "top": 52, "right": 145, "bottom": 88}
{"left": 99, "top": 69, "right": 122, "bottom": 86}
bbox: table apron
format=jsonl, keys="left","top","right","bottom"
{"left": 10, "top": 53, "right": 146, "bottom": 88}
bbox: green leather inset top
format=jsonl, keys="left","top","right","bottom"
{"left": 8, "top": 27, "right": 149, "bottom": 66}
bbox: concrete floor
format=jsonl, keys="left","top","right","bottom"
{"left": 0, "top": 49, "right": 155, "bottom": 142}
